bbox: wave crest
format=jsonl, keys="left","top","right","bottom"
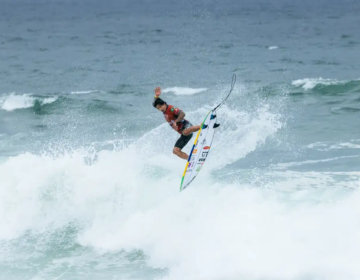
{"left": 162, "top": 87, "right": 207, "bottom": 95}
{"left": 0, "top": 93, "right": 58, "bottom": 112}
{"left": 292, "top": 78, "right": 360, "bottom": 94}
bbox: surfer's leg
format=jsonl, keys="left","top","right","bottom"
{"left": 173, "top": 147, "right": 188, "bottom": 160}
{"left": 182, "top": 125, "right": 200, "bottom": 136}
{"left": 174, "top": 133, "right": 193, "bottom": 160}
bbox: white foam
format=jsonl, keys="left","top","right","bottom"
{"left": 268, "top": 46, "right": 278, "bottom": 50}
{"left": 307, "top": 142, "right": 329, "bottom": 149}
{"left": 292, "top": 78, "right": 342, "bottom": 91}
{"left": 77, "top": 170, "right": 360, "bottom": 280}
{"left": 1, "top": 134, "right": 360, "bottom": 279}
{"left": 329, "top": 143, "right": 360, "bottom": 150}
{"left": 0, "top": 93, "right": 35, "bottom": 111}
{"left": 41, "top": 97, "right": 58, "bottom": 105}
{"left": 162, "top": 87, "right": 207, "bottom": 95}
{"left": 271, "top": 155, "right": 360, "bottom": 170}
{"left": 210, "top": 103, "right": 282, "bottom": 168}
{"left": 70, "top": 90, "right": 100, "bottom": 95}
{"left": 0, "top": 93, "right": 58, "bottom": 111}
{"left": 307, "top": 141, "right": 360, "bottom": 151}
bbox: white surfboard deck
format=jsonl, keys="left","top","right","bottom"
{"left": 179, "top": 110, "right": 218, "bottom": 191}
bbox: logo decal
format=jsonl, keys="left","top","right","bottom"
{"left": 193, "top": 149, "right": 197, "bottom": 154}
{"left": 199, "top": 158, "right": 206, "bottom": 162}
{"left": 196, "top": 165, "right": 202, "bottom": 171}
{"left": 203, "top": 146, "right": 210, "bottom": 150}
{"left": 202, "top": 152, "right": 208, "bottom": 157}
{"left": 170, "top": 107, "right": 175, "bottom": 112}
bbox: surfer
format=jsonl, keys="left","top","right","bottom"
{"left": 153, "top": 87, "right": 201, "bottom": 160}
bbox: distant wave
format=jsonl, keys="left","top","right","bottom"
{"left": 162, "top": 87, "right": 207, "bottom": 95}
{"left": 271, "top": 155, "right": 360, "bottom": 170}
{"left": 306, "top": 141, "right": 360, "bottom": 151}
{"left": 70, "top": 90, "right": 102, "bottom": 95}
{"left": 292, "top": 78, "right": 360, "bottom": 90}
{"left": 0, "top": 93, "right": 58, "bottom": 112}
{"left": 291, "top": 78, "right": 360, "bottom": 95}
{"left": 292, "top": 78, "right": 343, "bottom": 90}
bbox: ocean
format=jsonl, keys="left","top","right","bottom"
{"left": 0, "top": 0, "right": 360, "bottom": 279}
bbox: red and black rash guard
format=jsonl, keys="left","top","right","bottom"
{"left": 163, "top": 105, "right": 187, "bottom": 134}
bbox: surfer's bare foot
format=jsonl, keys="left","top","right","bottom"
{"left": 173, "top": 147, "right": 188, "bottom": 160}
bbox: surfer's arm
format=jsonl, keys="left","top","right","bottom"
{"left": 174, "top": 110, "right": 185, "bottom": 124}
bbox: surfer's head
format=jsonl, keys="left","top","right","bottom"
{"left": 153, "top": 98, "right": 167, "bottom": 112}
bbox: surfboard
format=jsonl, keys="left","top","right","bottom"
{"left": 180, "top": 74, "right": 236, "bottom": 191}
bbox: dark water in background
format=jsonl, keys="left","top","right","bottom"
{"left": 0, "top": 0, "right": 360, "bottom": 279}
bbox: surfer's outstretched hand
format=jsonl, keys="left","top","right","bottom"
{"left": 154, "top": 87, "right": 161, "bottom": 97}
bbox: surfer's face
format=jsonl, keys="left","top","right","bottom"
{"left": 156, "top": 104, "right": 167, "bottom": 113}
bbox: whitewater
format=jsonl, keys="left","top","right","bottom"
{"left": 1, "top": 79, "right": 360, "bottom": 279}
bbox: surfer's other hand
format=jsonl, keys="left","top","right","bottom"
{"left": 154, "top": 87, "right": 161, "bottom": 97}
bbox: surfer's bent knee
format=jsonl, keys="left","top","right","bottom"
{"left": 182, "top": 129, "right": 190, "bottom": 136}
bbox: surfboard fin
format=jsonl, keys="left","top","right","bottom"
{"left": 202, "top": 124, "right": 208, "bottom": 129}
{"left": 213, "top": 123, "right": 220, "bottom": 128}
{"left": 210, "top": 114, "right": 216, "bottom": 120}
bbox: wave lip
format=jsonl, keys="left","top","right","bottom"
{"left": 292, "top": 78, "right": 342, "bottom": 91}
{"left": 0, "top": 93, "right": 58, "bottom": 112}
{"left": 291, "top": 78, "right": 360, "bottom": 97}
{"left": 162, "top": 87, "right": 207, "bottom": 95}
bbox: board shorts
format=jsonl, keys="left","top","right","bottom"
{"left": 174, "top": 120, "right": 193, "bottom": 150}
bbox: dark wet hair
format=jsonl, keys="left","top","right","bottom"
{"left": 153, "top": 98, "right": 166, "bottom": 108}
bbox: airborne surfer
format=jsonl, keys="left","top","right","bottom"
{"left": 153, "top": 87, "right": 201, "bottom": 160}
